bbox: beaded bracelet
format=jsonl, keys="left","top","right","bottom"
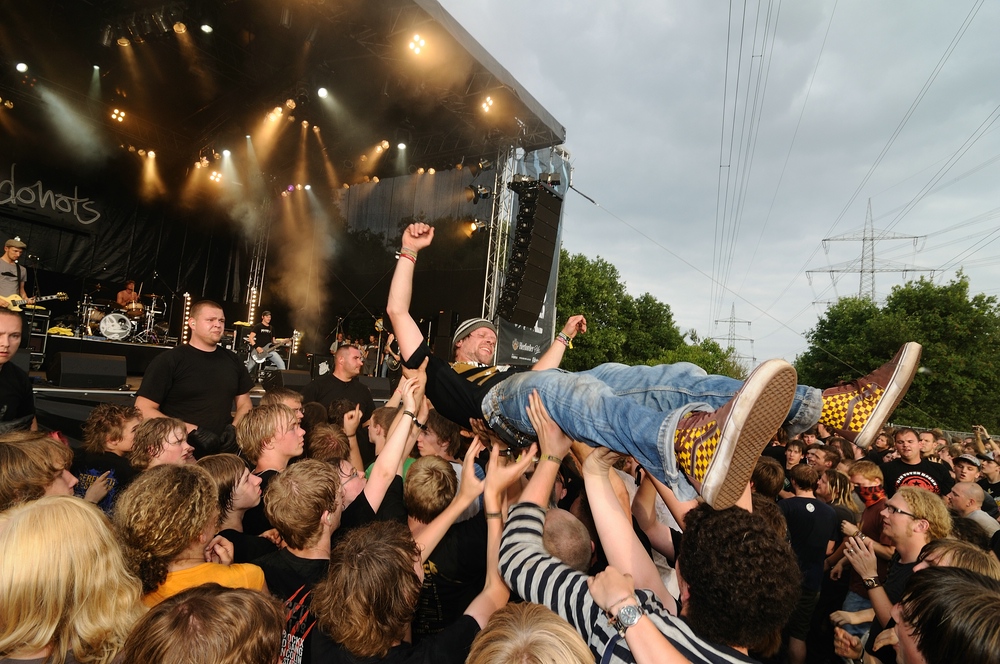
{"left": 556, "top": 332, "right": 572, "bottom": 348}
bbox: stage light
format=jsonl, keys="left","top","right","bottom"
{"left": 147, "top": 151, "right": 155, "bottom": 158}
{"left": 281, "top": 190, "right": 289, "bottom": 197}
{"left": 246, "top": 134, "right": 251, "bottom": 139}
{"left": 375, "top": 145, "right": 383, "bottom": 154}
{"left": 359, "top": 154, "right": 367, "bottom": 162}
{"left": 287, "top": 185, "right": 294, "bottom": 191}
{"left": 200, "top": 24, "right": 213, "bottom": 33}
{"left": 397, "top": 142, "right": 406, "bottom": 150}
{"left": 482, "top": 96, "right": 493, "bottom": 112}
{"left": 1, "top": 99, "right": 13, "bottom": 110}
{"left": 317, "top": 87, "right": 328, "bottom": 98}
{"left": 465, "top": 185, "right": 491, "bottom": 205}
{"left": 153, "top": 11, "right": 170, "bottom": 33}
{"left": 111, "top": 108, "right": 125, "bottom": 122}
{"left": 304, "top": 184, "right": 311, "bottom": 190}
{"left": 173, "top": 22, "right": 187, "bottom": 34}
{"left": 416, "top": 167, "right": 425, "bottom": 175}
{"left": 195, "top": 160, "right": 203, "bottom": 168}
{"left": 342, "top": 183, "right": 350, "bottom": 189}
{"left": 200, "top": 156, "right": 209, "bottom": 167}
{"left": 117, "top": 37, "right": 130, "bottom": 46}
{"left": 409, "top": 34, "right": 425, "bottom": 54}
{"left": 15, "top": 63, "right": 27, "bottom": 73}
{"left": 301, "top": 120, "right": 309, "bottom": 128}
{"left": 128, "top": 145, "right": 136, "bottom": 152}
{"left": 137, "top": 149, "right": 146, "bottom": 156}
{"left": 222, "top": 149, "right": 231, "bottom": 157}
{"left": 93, "top": 64, "right": 100, "bottom": 70}
{"left": 286, "top": 98, "right": 296, "bottom": 109}
{"left": 295, "top": 183, "right": 303, "bottom": 190}
{"left": 380, "top": 140, "right": 390, "bottom": 149}
{"left": 99, "top": 25, "right": 113, "bottom": 47}
{"left": 427, "top": 168, "right": 435, "bottom": 175}
{"left": 372, "top": 176, "right": 379, "bottom": 183}
{"left": 209, "top": 171, "right": 222, "bottom": 183}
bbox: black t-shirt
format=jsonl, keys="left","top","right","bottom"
{"left": 864, "top": 554, "right": 916, "bottom": 664}
{"left": 70, "top": 449, "right": 137, "bottom": 515}
{"left": 413, "top": 511, "right": 487, "bottom": 641}
{"left": 310, "top": 614, "right": 480, "bottom": 664}
{"left": 300, "top": 374, "right": 377, "bottom": 467}
{"left": 219, "top": 528, "right": 279, "bottom": 564}
{"left": 243, "top": 469, "right": 280, "bottom": 537}
{"left": 136, "top": 344, "right": 253, "bottom": 436}
{"left": 336, "top": 475, "right": 407, "bottom": 541}
{"left": 401, "top": 344, "right": 528, "bottom": 429}
{"left": 778, "top": 496, "right": 838, "bottom": 592}
{"left": 0, "top": 361, "right": 33, "bottom": 422}
{"left": 253, "top": 323, "right": 275, "bottom": 349}
{"left": 880, "top": 458, "right": 954, "bottom": 497}
{"left": 979, "top": 478, "right": 1000, "bottom": 501}
{"left": 254, "top": 549, "right": 330, "bottom": 664}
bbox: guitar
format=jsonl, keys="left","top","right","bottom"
{"left": 0, "top": 292, "right": 69, "bottom": 311}
{"left": 251, "top": 331, "right": 302, "bottom": 363}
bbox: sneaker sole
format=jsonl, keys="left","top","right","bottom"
{"left": 701, "top": 360, "right": 798, "bottom": 509}
{"left": 853, "top": 342, "right": 922, "bottom": 449}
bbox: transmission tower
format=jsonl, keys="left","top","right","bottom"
{"left": 806, "top": 199, "right": 933, "bottom": 301}
{"left": 713, "top": 304, "right": 756, "bottom": 368}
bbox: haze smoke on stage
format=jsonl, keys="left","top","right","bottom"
{"left": 37, "top": 87, "right": 111, "bottom": 164}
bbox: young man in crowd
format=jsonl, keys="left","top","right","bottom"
{"left": 950, "top": 453, "right": 999, "bottom": 517}
{"left": 237, "top": 404, "right": 305, "bottom": 536}
{"left": 880, "top": 428, "right": 953, "bottom": 497}
{"left": 946, "top": 482, "right": 1000, "bottom": 537}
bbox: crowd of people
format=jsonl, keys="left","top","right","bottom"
{"left": 2, "top": 225, "right": 1000, "bottom": 664}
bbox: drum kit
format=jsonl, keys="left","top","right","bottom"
{"left": 79, "top": 293, "right": 169, "bottom": 344}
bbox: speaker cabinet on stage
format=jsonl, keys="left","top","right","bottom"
{"left": 262, "top": 370, "right": 312, "bottom": 393}
{"left": 499, "top": 182, "right": 563, "bottom": 326}
{"left": 48, "top": 352, "right": 127, "bottom": 389}
{"left": 359, "top": 376, "right": 392, "bottom": 401}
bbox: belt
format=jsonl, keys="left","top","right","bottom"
{"left": 488, "top": 416, "right": 536, "bottom": 450}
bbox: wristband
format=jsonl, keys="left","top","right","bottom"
{"left": 605, "top": 593, "right": 634, "bottom": 613}
{"left": 397, "top": 252, "right": 416, "bottom": 265}
{"left": 556, "top": 331, "right": 572, "bottom": 348}
{"left": 543, "top": 454, "right": 563, "bottom": 464}
{"left": 402, "top": 410, "right": 420, "bottom": 426}
{"left": 484, "top": 512, "right": 503, "bottom": 519}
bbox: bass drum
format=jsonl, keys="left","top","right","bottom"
{"left": 99, "top": 312, "right": 132, "bottom": 341}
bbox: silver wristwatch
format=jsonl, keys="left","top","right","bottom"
{"left": 608, "top": 596, "right": 643, "bottom": 636}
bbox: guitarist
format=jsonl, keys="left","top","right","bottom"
{"left": 245, "top": 310, "right": 287, "bottom": 371}
{"left": 0, "top": 238, "right": 32, "bottom": 309}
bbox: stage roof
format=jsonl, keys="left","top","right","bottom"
{"left": 0, "top": 0, "right": 566, "bottom": 186}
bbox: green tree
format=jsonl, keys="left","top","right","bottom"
{"left": 555, "top": 249, "right": 743, "bottom": 378}
{"left": 795, "top": 274, "right": 1000, "bottom": 431}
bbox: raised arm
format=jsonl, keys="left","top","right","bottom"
{"left": 386, "top": 223, "right": 435, "bottom": 361}
{"left": 521, "top": 390, "right": 574, "bottom": 507}
{"left": 532, "top": 315, "right": 587, "bottom": 371}
{"left": 413, "top": 438, "right": 486, "bottom": 562}
{"left": 365, "top": 370, "right": 424, "bottom": 512}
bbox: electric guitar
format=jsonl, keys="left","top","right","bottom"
{"left": 251, "top": 331, "right": 302, "bottom": 363}
{"left": 0, "top": 292, "right": 69, "bottom": 311}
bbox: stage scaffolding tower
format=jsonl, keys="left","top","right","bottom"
{"left": 482, "top": 144, "right": 516, "bottom": 321}
{"left": 244, "top": 199, "right": 271, "bottom": 323}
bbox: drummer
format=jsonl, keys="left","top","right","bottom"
{"left": 116, "top": 280, "right": 139, "bottom": 308}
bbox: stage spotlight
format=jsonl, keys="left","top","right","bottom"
{"left": 209, "top": 171, "right": 222, "bottom": 183}
{"left": 317, "top": 87, "right": 328, "bottom": 98}
{"left": 375, "top": 145, "right": 383, "bottom": 154}
{"left": 409, "top": 34, "right": 425, "bottom": 54}
{"left": 15, "top": 63, "right": 27, "bottom": 73}
{"left": 200, "top": 24, "right": 213, "bottom": 33}
{"left": 281, "top": 191, "right": 289, "bottom": 197}
{"left": 200, "top": 156, "right": 209, "bottom": 167}
{"left": 469, "top": 220, "right": 488, "bottom": 233}
{"left": 465, "top": 185, "right": 491, "bottom": 205}
{"left": 173, "top": 22, "right": 187, "bottom": 34}
{"left": 246, "top": 134, "right": 251, "bottom": 139}
{"left": 416, "top": 167, "right": 425, "bottom": 175}
{"left": 147, "top": 151, "right": 156, "bottom": 158}
{"left": 111, "top": 108, "right": 125, "bottom": 122}
{"left": 305, "top": 26, "right": 319, "bottom": 44}
{"left": 3, "top": 100, "right": 12, "bottom": 109}
{"left": 380, "top": 140, "right": 390, "bottom": 150}
{"left": 286, "top": 98, "right": 296, "bottom": 109}
{"left": 117, "top": 37, "right": 130, "bottom": 46}
{"left": 481, "top": 96, "right": 493, "bottom": 112}
{"left": 301, "top": 120, "right": 309, "bottom": 128}
{"left": 137, "top": 149, "right": 146, "bottom": 156}
{"left": 540, "top": 172, "right": 561, "bottom": 186}
{"left": 312, "top": 125, "right": 320, "bottom": 133}
{"left": 93, "top": 64, "right": 100, "bottom": 70}
{"left": 397, "top": 142, "right": 406, "bottom": 150}
{"left": 295, "top": 184, "right": 303, "bottom": 190}
{"left": 427, "top": 168, "right": 435, "bottom": 175}
{"left": 222, "top": 149, "right": 231, "bottom": 157}
{"left": 304, "top": 184, "right": 311, "bottom": 190}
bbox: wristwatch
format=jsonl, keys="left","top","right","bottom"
{"left": 608, "top": 596, "right": 643, "bottom": 636}
{"left": 863, "top": 577, "right": 881, "bottom": 589}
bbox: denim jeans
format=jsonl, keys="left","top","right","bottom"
{"left": 840, "top": 590, "right": 873, "bottom": 638}
{"left": 245, "top": 351, "right": 285, "bottom": 372}
{"left": 482, "top": 362, "right": 821, "bottom": 501}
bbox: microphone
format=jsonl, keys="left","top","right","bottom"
{"left": 27, "top": 254, "right": 40, "bottom": 260}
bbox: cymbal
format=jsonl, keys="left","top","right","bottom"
{"left": 93, "top": 298, "right": 116, "bottom": 306}
{"left": 233, "top": 321, "right": 251, "bottom": 326}
{"left": 142, "top": 293, "right": 160, "bottom": 299}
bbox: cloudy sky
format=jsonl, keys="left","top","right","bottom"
{"left": 437, "top": 0, "right": 1000, "bottom": 366}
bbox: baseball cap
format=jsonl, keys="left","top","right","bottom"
{"left": 955, "top": 453, "right": 981, "bottom": 468}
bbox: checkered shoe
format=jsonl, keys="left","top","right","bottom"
{"left": 819, "top": 342, "right": 922, "bottom": 450}
{"left": 674, "top": 359, "right": 797, "bottom": 509}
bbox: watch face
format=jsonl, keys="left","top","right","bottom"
{"left": 618, "top": 603, "right": 641, "bottom": 627}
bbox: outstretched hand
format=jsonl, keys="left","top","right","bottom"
{"left": 402, "top": 223, "right": 435, "bottom": 251}
{"left": 484, "top": 442, "right": 537, "bottom": 508}
{"left": 458, "top": 437, "right": 486, "bottom": 501}
{"left": 582, "top": 447, "right": 624, "bottom": 479}
{"left": 561, "top": 314, "right": 587, "bottom": 340}
{"left": 525, "top": 390, "right": 573, "bottom": 460}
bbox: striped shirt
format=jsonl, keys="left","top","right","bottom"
{"left": 500, "top": 503, "right": 759, "bottom": 664}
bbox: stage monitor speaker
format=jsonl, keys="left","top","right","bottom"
{"left": 432, "top": 310, "right": 458, "bottom": 362}
{"left": 359, "top": 376, "right": 392, "bottom": 401}
{"left": 499, "top": 183, "right": 563, "bottom": 326}
{"left": 262, "top": 370, "right": 312, "bottom": 393}
{"left": 48, "top": 352, "right": 127, "bottom": 389}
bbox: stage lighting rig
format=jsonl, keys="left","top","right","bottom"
{"left": 465, "top": 185, "right": 491, "bottom": 205}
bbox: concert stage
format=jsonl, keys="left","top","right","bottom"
{"left": 42, "top": 336, "right": 173, "bottom": 376}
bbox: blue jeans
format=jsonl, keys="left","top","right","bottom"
{"left": 246, "top": 351, "right": 285, "bottom": 372}
{"left": 840, "top": 590, "right": 872, "bottom": 638}
{"left": 482, "top": 362, "right": 821, "bottom": 501}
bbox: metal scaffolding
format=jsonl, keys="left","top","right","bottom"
{"left": 482, "top": 144, "right": 515, "bottom": 320}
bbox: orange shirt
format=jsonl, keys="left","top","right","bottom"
{"left": 143, "top": 562, "right": 265, "bottom": 607}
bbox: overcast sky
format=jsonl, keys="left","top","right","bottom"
{"left": 437, "top": 0, "right": 1000, "bottom": 367}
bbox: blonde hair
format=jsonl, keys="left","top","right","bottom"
{"left": 0, "top": 432, "right": 73, "bottom": 512}
{"left": 264, "top": 459, "right": 341, "bottom": 550}
{"left": 847, "top": 460, "right": 883, "bottom": 483}
{"left": 128, "top": 418, "right": 186, "bottom": 471}
{"left": 0, "top": 496, "right": 145, "bottom": 664}
{"left": 403, "top": 455, "right": 457, "bottom": 524}
{"left": 897, "top": 486, "right": 952, "bottom": 541}
{"left": 113, "top": 464, "right": 218, "bottom": 594}
{"left": 236, "top": 404, "right": 295, "bottom": 464}
{"left": 467, "top": 602, "right": 592, "bottom": 664}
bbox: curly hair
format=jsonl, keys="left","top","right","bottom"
{"left": 467, "top": 602, "right": 592, "bottom": 664}
{"left": 81, "top": 403, "right": 142, "bottom": 454}
{"left": 113, "top": 464, "right": 218, "bottom": 594}
{"left": 312, "top": 521, "right": 421, "bottom": 658}
{"left": 264, "top": 459, "right": 341, "bottom": 550}
{"left": 196, "top": 454, "right": 248, "bottom": 525}
{"left": 119, "top": 584, "right": 283, "bottom": 664}
{"left": 236, "top": 404, "right": 295, "bottom": 464}
{"left": 128, "top": 417, "right": 187, "bottom": 471}
{"left": 679, "top": 503, "right": 801, "bottom": 656}
{"left": 0, "top": 432, "right": 73, "bottom": 512}
{"left": 403, "top": 455, "right": 457, "bottom": 524}
{"left": 898, "top": 567, "right": 1000, "bottom": 664}
{"left": 896, "top": 486, "right": 951, "bottom": 541}
{"left": 0, "top": 496, "right": 145, "bottom": 664}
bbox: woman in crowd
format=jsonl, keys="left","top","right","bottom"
{"left": 197, "top": 453, "right": 276, "bottom": 563}
{"left": 113, "top": 463, "right": 265, "bottom": 606}
{"left": 128, "top": 417, "right": 194, "bottom": 471}
{"left": 0, "top": 431, "right": 79, "bottom": 511}
{"left": 0, "top": 496, "right": 145, "bottom": 663}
